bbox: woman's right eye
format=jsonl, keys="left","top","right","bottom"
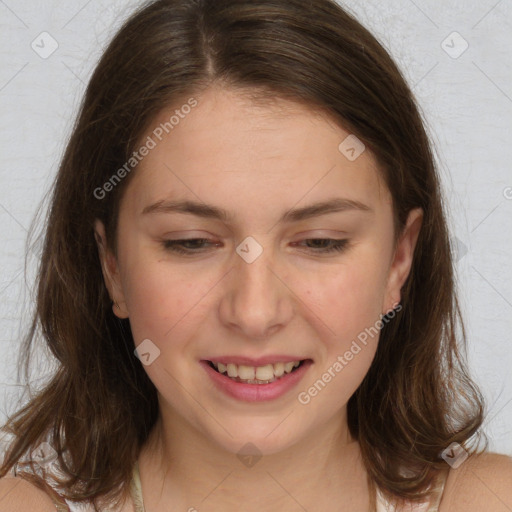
{"left": 161, "top": 238, "right": 220, "bottom": 255}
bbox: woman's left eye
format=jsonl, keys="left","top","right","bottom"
{"left": 161, "top": 238, "right": 349, "bottom": 255}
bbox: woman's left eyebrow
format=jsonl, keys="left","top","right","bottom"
{"left": 141, "top": 197, "right": 373, "bottom": 223}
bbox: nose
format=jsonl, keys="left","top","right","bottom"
{"left": 218, "top": 243, "right": 294, "bottom": 340}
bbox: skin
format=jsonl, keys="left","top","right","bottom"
{"left": 94, "top": 85, "right": 424, "bottom": 511}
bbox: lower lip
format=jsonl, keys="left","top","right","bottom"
{"left": 201, "top": 360, "right": 312, "bottom": 402}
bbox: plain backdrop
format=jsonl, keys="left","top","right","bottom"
{"left": 0, "top": 0, "right": 511, "bottom": 455}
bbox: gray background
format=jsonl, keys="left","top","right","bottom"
{"left": 0, "top": 0, "right": 511, "bottom": 455}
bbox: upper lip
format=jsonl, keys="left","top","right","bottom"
{"left": 204, "top": 356, "right": 311, "bottom": 366}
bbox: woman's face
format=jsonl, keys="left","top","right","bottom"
{"left": 95, "top": 86, "right": 422, "bottom": 455}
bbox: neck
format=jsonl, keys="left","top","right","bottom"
{"left": 137, "top": 404, "right": 370, "bottom": 511}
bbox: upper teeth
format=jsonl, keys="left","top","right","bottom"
{"left": 212, "top": 361, "right": 301, "bottom": 380}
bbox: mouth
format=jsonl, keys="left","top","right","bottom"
{"left": 206, "top": 359, "right": 308, "bottom": 385}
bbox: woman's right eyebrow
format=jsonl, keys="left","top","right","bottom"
{"left": 141, "top": 197, "right": 373, "bottom": 223}
{"left": 141, "top": 199, "right": 232, "bottom": 221}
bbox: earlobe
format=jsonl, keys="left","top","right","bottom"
{"left": 383, "top": 208, "right": 423, "bottom": 314}
{"left": 93, "top": 219, "right": 129, "bottom": 319}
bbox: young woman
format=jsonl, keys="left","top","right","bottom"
{"left": 1, "top": 0, "right": 511, "bottom": 511}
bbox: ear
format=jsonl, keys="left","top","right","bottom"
{"left": 94, "top": 219, "right": 129, "bottom": 319}
{"left": 382, "top": 208, "right": 423, "bottom": 315}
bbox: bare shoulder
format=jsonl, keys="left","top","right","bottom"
{"left": 0, "top": 474, "right": 58, "bottom": 512}
{"left": 440, "top": 452, "right": 512, "bottom": 512}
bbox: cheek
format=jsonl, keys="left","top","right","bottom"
{"left": 301, "top": 255, "right": 389, "bottom": 341}
{"left": 121, "top": 256, "right": 200, "bottom": 344}
{"left": 295, "top": 260, "right": 387, "bottom": 409}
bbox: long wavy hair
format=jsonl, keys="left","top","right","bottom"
{"left": 0, "top": 0, "right": 485, "bottom": 510}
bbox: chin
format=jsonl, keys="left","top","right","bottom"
{"left": 203, "top": 419, "right": 304, "bottom": 458}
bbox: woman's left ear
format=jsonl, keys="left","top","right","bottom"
{"left": 383, "top": 208, "right": 423, "bottom": 314}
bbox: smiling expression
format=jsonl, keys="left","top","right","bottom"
{"left": 95, "top": 85, "right": 422, "bottom": 455}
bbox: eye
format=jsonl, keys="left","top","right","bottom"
{"left": 161, "top": 238, "right": 350, "bottom": 256}
{"left": 294, "top": 238, "right": 349, "bottom": 254}
{"left": 162, "top": 238, "right": 220, "bottom": 255}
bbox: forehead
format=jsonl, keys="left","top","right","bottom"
{"left": 121, "top": 86, "right": 389, "bottom": 216}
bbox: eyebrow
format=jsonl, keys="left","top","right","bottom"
{"left": 141, "top": 197, "right": 373, "bottom": 223}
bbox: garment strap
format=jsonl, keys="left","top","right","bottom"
{"left": 376, "top": 469, "right": 449, "bottom": 512}
{"left": 130, "top": 460, "right": 145, "bottom": 512}
{"left": 426, "top": 469, "right": 448, "bottom": 511}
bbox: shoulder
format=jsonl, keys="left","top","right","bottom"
{"left": 0, "top": 474, "right": 59, "bottom": 512}
{"left": 440, "top": 452, "right": 512, "bottom": 512}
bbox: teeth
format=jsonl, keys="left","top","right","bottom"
{"left": 211, "top": 360, "right": 303, "bottom": 383}
{"left": 238, "top": 365, "right": 255, "bottom": 380}
{"left": 273, "top": 362, "right": 284, "bottom": 377}
{"left": 227, "top": 364, "right": 238, "bottom": 378}
{"left": 284, "top": 362, "right": 294, "bottom": 373}
{"left": 255, "top": 364, "right": 274, "bottom": 381}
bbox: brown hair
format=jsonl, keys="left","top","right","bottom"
{"left": 0, "top": 0, "right": 485, "bottom": 510}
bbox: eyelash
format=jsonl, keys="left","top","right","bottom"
{"left": 161, "top": 238, "right": 349, "bottom": 255}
